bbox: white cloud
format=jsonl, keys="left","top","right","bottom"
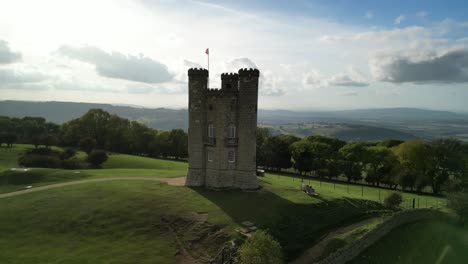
{"left": 365, "top": 11, "right": 374, "bottom": 19}
{"left": 394, "top": 15, "right": 406, "bottom": 25}
{"left": 341, "top": 91, "right": 358, "bottom": 96}
{"left": 0, "top": 40, "right": 21, "bottom": 64}
{"left": 126, "top": 84, "right": 155, "bottom": 94}
{"left": 183, "top": 59, "right": 202, "bottom": 69}
{"left": 259, "top": 71, "right": 285, "bottom": 96}
{"left": 370, "top": 47, "right": 468, "bottom": 83}
{"left": 226, "top": 58, "right": 258, "bottom": 71}
{"left": 304, "top": 67, "right": 369, "bottom": 87}
{"left": 57, "top": 45, "right": 173, "bottom": 83}
{"left": 0, "top": 67, "right": 48, "bottom": 86}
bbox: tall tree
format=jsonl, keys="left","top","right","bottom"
{"left": 393, "top": 141, "right": 434, "bottom": 192}
{"left": 365, "top": 146, "right": 399, "bottom": 187}
{"left": 430, "top": 138, "right": 466, "bottom": 194}
{"left": 339, "top": 142, "right": 369, "bottom": 182}
{"left": 290, "top": 140, "right": 315, "bottom": 176}
{"left": 256, "top": 127, "right": 272, "bottom": 167}
{"left": 262, "top": 134, "right": 299, "bottom": 171}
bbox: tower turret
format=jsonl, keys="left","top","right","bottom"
{"left": 221, "top": 73, "right": 239, "bottom": 91}
{"left": 235, "top": 68, "right": 259, "bottom": 189}
{"left": 186, "top": 68, "right": 208, "bottom": 186}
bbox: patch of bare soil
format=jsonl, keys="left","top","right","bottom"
{"left": 162, "top": 212, "right": 230, "bottom": 264}
{"left": 164, "top": 176, "right": 187, "bottom": 186}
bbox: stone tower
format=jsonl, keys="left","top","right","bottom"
{"left": 186, "top": 68, "right": 259, "bottom": 189}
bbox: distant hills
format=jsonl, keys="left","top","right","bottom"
{"left": 2, "top": 100, "right": 468, "bottom": 141}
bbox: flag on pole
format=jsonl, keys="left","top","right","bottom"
{"left": 205, "top": 48, "right": 209, "bottom": 55}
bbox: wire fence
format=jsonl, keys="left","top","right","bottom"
{"left": 278, "top": 174, "right": 447, "bottom": 209}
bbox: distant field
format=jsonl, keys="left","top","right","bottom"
{"left": 350, "top": 220, "right": 468, "bottom": 264}
{"left": 260, "top": 122, "right": 416, "bottom": 141}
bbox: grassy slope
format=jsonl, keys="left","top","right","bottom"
{"left": 0, "top": 176, "right": 381, "bottom": 263}
{"left": 0, "top": 145, "right": 187, "bottom": 193}
{"left": 350, "top": 220, "right": 468, "bottom": 264}
{"left": 0, "top": 144, "right": 452, "bottom": 263}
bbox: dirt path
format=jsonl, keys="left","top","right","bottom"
{"left": 0, "top": 176, "right": 187, "bottom": 199}
{"left": 290, "top": 217, "right": 380, "bottom": 264}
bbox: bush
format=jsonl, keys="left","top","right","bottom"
{"left": 87, "top": 150, "right": 108, "bottom": 167}
{"left": 60, "top": 148, "right": 77, "bottom": 160}
{"left": 235, "top": 230, "right": 283, "bottom": 264}
{"left": 447, "top": 191, "right": 468, "bottom": 224}
{"left": 79, "top": 137, "right": 96, "bottom": 154}
{"left": 18, "top": 154, "right": 63, "bottom": 168}
{"left": 62, "top": 157, "right": 86, "bottom": 169}
{"left": 384, "top": 192, "right": 403, "bottom": 209}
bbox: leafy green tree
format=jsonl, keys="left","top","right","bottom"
{"left": 150, "top": 131, "right": 171, "bottom": 157}
{"left": 290, "top": 140, "right": 315, "bottom": 175}
{"left": 256, "top": 127, "right": 272, "bottom": 167}
{"left": 105, "top": 114, "right": 131, "bottom": 153}
{"left": 365, "top": 146, "right": 399, "bottom": 187}
{"left": 235, "top": 230, "right": 283, "bottom": 264}
{"left": 129, "top": 121, "right": 155, "bottom": 154}
{"left": 430, "top": 138, "right": 466, "bottom": 194}
{"left": 393, "top": 141, "right": 435, "bottom": 192}
{"left": 79, "top": 137, "right": 96, "bottom": 154}
{"left": 308, "top": 141, "right": 333, "bottom": 177}
{"left": 378, "top": 139, "right": 404, "bottom": 148}
{"left": 339, "top": 143, "right": 369, "bottom": 182}
{"left": 384, "top": 192, "right": 403, "bottom": 209}
{"left": 168, "top": 129, "right": 188, "bottom": 159}
{"left": 2, "top": 133, "right": 17, "bottom": 148}
{"left": 79, "top": 109, "right": 111, "bottom": 148}
{"left": 87, "top": 150, "right": 108, "bottom": 167}
{"left": 42, "top": 135, "right": 57, "bottom": 149}
{"left": 262, "top": 134, "right": 299, "bottom": 171}
{"left": 306, "top": 134, "right": 346, "bottom": 152}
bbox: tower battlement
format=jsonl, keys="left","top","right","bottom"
{"left": 186, "top": 68, "right": 260, "bottom": 190}
{"left": 188, "top": 68, "right": 208, "bottom": 76}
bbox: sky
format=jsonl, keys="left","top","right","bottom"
{"left": 0, "top": 0, "right": 467, "bottom": 111}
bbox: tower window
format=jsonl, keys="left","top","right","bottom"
{"left": 208, "top": 124, "right": 215, "bottom": 138}
{"left": 228, "top": 125, "right": 236, "bottom": 138}
{"left": 226, "top": 84, "right": 232, "bottom": 89}
{"left": 207, "top": 151, "right": 213, "bottom": 162}
{"left": 228, "top": 150, "right": 236, "bottom": 163}
{"left": 208, "top": 104, "right": 213, "bottom": 111}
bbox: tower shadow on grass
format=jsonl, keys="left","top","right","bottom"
{"left": 191, "top": 186, "right": 381, "bottom": 260}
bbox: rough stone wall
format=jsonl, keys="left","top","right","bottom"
{"left": 315, "top": 209, "right": 446, "bottom": 264}
{"left": 186, "top": 68, "right": 258, "bottom": 189}
{"left": 186, "top": 68, "right": 208, "bottom": 187}
{"left": 235, "top": 69, "right": 259, "bottom": 189}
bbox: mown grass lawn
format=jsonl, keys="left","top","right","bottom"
{"left": 0, "top": 144, "right": 452, "bottom": 263}
{"left": 350, "top": 220, "right": 468, "bottom": 264}
{"left": 0, "top": 145, "right": 187, "bottom": 194}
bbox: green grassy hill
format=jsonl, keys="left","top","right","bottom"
{"left": 350, "top": 220, "right": 468, "bottom": 264}
{"left": 0, "top": 144, "right": 453, "bottom": 263}
{"left": 0, "top": 145, "right": 187, "bottom": 194}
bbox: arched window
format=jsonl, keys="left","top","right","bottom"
{"left": 228, "top": 150, "right": 236, "bottom": 163}
{"left": 228, "top": 124, "right": 236, "bottom": 138}
{"left": 208, "top": 124, "right": 215, "bottom": 138}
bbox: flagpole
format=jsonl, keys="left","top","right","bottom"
{"left": 207, "top": 48, "right": 210, "bottom": 88}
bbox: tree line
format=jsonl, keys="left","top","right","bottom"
{"left": 0, "top": 109, "right": 188, "bottom": 159}
{"left": 2, "top": 110, "right": 468, "bottom": 195}
{"left": 257, "top": 128, "right": 468, "bottom": 195}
